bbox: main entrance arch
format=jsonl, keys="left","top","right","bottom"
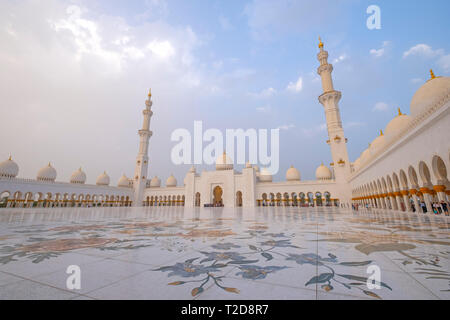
{"left": 213, "top": 186, "right": 223, "bottom": 206}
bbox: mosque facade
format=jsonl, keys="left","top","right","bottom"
{"left": 1, "top": 40, "right": 449, "bottom": 212}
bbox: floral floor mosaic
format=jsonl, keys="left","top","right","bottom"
{"left": 0, "top": 207, "right": 449, "bottom": 300}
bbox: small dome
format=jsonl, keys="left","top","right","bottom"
{"left": 253, "top": 165, "right": 260, "bottom": 172}
{"left": 259, "top": 168, "right": 272, "bottom": 182}
{"left": 245, "top": 161, "right": 252, "bottom": 169}
{"left": 410, "top": 75, "right": 450, "bottom": 118}
{"left": 286, "top": 165, "right": 301, "bottom": 181}
{"left": 316, "top": 163, "right": 332, "bottom": 180}
{"left": 360, "top": 148, "right": 371, "bottom": 164}
{"left": 216, "top": 151, "right": 233, "bottom": 170}
{"left": 37, "top": 163, "right": 57, "bottom": 182}
{"left": 96, "top": 171, "right": 110, "bottom": 186}
{"left": 166, "top": 174, "right": 177, "bottom": 187}
{"left": 189, "top": 165, "right": 196, "bottom": 173}
{"left": 150, "top": 176, "right": 161, "bottom": 187}
{"left": 0, "top": 155, "right": 19, "bottom": 178}
{"left": 353, "top": 158, "right": 361, "bottom": 171}
{"left": 385, "top": 108, "right": 412, "bottom": 138}
{"left": 117, "top": 174, "right": 130, "bottom": 187}
{"left": 70, "top": 167, "right": 86, "bottom": 184}
{"left": 369, "top": 131, "right": 386, "bottom": 155}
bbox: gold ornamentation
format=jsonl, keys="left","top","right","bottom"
{"left": 430, "top": 69, "right": 436, "bottom": 80}
{"left": 398, "top": 107, "right": 403, "bottom": 116}
{"left": 318, "top": 36, "right": 324, "bottom": 49}
{"left": 148, "top": 88, "right": 152, "bottom": 97}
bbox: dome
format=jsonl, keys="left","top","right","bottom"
{"left": 166, "top": 174, "right": 177, "bottom": 187}
{"left": 0, "top": 155, "right": 19, "bottom": 178}
{"left": 245, "top": 161, "right": 252, "bottom": 169}
{"left": 37, "top": 163, "right": 57, "bottom": 182}
{"left": 189, "top": 165, "right": 196, "bottom": 173}
{"left": 385, "top": 108, "right": 412, "bottom": 138}
{"left": 360, "top": 148, "right": 371, "bottom": 164}
{"left": 353, "top": 158, "right": 361, "bottom": 171}
{"left": 316, "top": 163, "right": 332, "bottom": 180}
{"left": 70, "top": 167, "right": 86, "bottom": 184}
{"left": 117, "top": 174, "right": 130, "bottom": 187}
{"left": 96, "top": 171, "right": 110, "bottom": 186}
{"left": 150, "top": 176, "right": 161, "bottom": 187}
{"left": 215, "top": 151, "right": 233, "bottom": 170}
{"left": 369, "top": 130, "right": 386, "bottom": 155}
{"left": 253, "top": 165, "right": 260, "bottom": 172}
{"left": 259, "top": 168, "right": 272, "bottom": 182}
{"left": 286, "top": 165, "right": 301, "bottom": 181}
{"left": 410, "top": 73, "right": 450, "bottom": 118}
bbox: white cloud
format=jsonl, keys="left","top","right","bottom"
{"left": 277, "top": 124, "right": 295, "bottom": 131}
{"left": 370, "top": 41, "right": 390, "bottom": 58}
{"left": 301, "top": 123, "right": 327, "bottom": 137}
{"left": 249, "top": 87, "right": 276, "bottom": 98}
{"left": 403, "top": 43, "right": 450, "bottom": 72}
{"left": 344, "top": 121, "right": 366, "bottom": 129}
{"left": 410, "top": 78, "right": 423, "bottom": 84}
{"left": 372, "top": 102, "right": 389, "bottom": 112}
{"left": 286, "top": 76, "right": 303, "bottom": 92}
{"left": 403, "top": 44, "right": 443, "bottom": 59}
{"left": 332, "top": 54, "right": 347, "bottom": 64}
{"left": 256, "top": 105, "right": 272, "bottom": 113}
{"left": 146, "top": 40, "right": 175, "bottom": 59}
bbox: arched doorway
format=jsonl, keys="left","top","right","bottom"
{"left": 213, "top": 186, "right": 223, "bottom": 206}
{"left": 195, "top": 192, "right": 201, "bottom": 207}
{"left": 236, "top": 191, "right": 243, "bottom": 207}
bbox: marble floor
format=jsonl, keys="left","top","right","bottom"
{"left": 0, "top": 206, "right": 448, "bottom": 300}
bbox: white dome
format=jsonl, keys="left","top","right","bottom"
{"left": 253, "top": 165, "right": 260, "bottom": 172}
{"left": 360, "top": 148, "right": 371, "bottom": 164}
{"left": 245, "top": 161, "right": 252, "bottom": 168}
{"left": 286, "top": 165, "right": 301, "bottom": 181}
{"left": 0, "top": 156, "right": 19, "bottom": 178}
{"left": 189, "top": 165, "right": 196, "bottom": 173}
{"left": 96, "top": 171, "right": 110, "bottom": 186}
{"left": 150, "top": 176, "right": 161, "bottom": 187}
{"left": 316, "top": 163, "right": 332, "bottom": 180}
{"left": 37, "top": 163, "right": 57, "bottom": 182}
{"left": 353, "top": 158, "right": 361, "bottom": 171}
{"left": 166, "top": 174, "right": 177, "bottom": 187}
{"left": 410, "top": 74, "right": 450, "bottom": 118}
{"left": 259, "top": 168, "right": 272, "bottom": 182}
{"left": 216, "top": 152, "right": 233, "bottom": 170}
{"left": 385, "top": 108, "right": 412, "bottom": 138}
{"left": 117, "top": 174, "right": 130, "bottom": 187}
{"left": 70, "top": 167, "right": 86, "bottom": 184}
{"left": 369, "top": 131, "right": 386, "bottom": 155}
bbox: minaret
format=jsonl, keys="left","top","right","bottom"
{"left": 133, "top": 89, "right": 153, "bottom": 206}
{"left": 317, "top": 37, "right": 351, "bottom": 183}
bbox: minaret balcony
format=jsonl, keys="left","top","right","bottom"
{"left": 337, "top": 159, "right": 346, "bottom": 166}
{"left": 318, "top": 90, "right": 341, "bottom": 105}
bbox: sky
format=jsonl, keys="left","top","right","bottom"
{"left": 1, "top": 0, "right": 449, "bottom": 185}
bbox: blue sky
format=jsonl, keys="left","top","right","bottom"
{"left": 1, "top": 0, "right": 449, "bottom": 184}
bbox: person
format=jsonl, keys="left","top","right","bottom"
{"left": 441, "top": 201, "right": 448, "bottom": 216}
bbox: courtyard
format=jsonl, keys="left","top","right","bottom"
{"left": 0, "top": 207, "right": 448, "bottom": 300}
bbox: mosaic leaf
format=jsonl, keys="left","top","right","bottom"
{"left": 191, "top": 287, "right": 204, "bottom": 296}
{"left": 305, "top": 273, "right": 333, "bottom": 286}
{"left": 261, "top": 252, "right": 273, "bottom": 261}
{"left": 363, "top": 290, "right": 381, "bottom": 299}
{"left": 339, "top": 261, "right": 372, "bottom": 266}
{"left": 336, "top": 274, "right": 392, "bottom": 291}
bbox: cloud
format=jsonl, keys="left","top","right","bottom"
{"left": 370, "top": 41, "right": 390, "bottom": 58}
{"left": 286, "top": 76, "right": 303, "bottom": 93}
{"left": 403, "top": 43, "right": 450, "bottom": 72}
{"left": 332, "top": 54, "right": 347, "bottom": 64}
{"left": 372, "top": 102, "right": 389, "bottom": 112}
{"left": 249, "top": 87, "right": 276, "bottom": 98}
{"left": 344, "top": 121, "right": 366, "bottom": 129}
{"left": 256, "top": 105, "right": 272, "bottom": 113}
{"left": 277, "top": 124, "right": 295, "bottom": 131}
{"left": 146, "top": 40, "right": 175, "bottom": 59}
{"left": 301, "top": 123, "right": 327, "bottom": 137}
{"left": 403, "top": 44, "right": 443, "bottom": 59}
{"left": 410, "top": 78, "right": 423, "bottom": 84}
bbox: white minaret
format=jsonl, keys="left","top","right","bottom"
{"left": 317, "top": 37, "right": 351, "bottom": 183}
{"left": 133, "top": 89, "right": 153, "bottom": 206}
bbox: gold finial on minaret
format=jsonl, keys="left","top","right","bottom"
{"left": 318, "top": 36, "right": 324, "bottom": 49}
{"left": 148, "top": 88, "right": 152, "bottom": 98}
{"left": 8, "top": 154, "right": 12, "bottom": 161}
{"left": 48, "top": 162, "right": 51, "bottom": 167}
{"left": 397, "top": 107, "right": 403, "bottom": 116}
{"left": 430, "top": 69, "right": 436, "bottom": 80}
{"left": 380, "top": 129, "right": 384, "bottom": 136}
